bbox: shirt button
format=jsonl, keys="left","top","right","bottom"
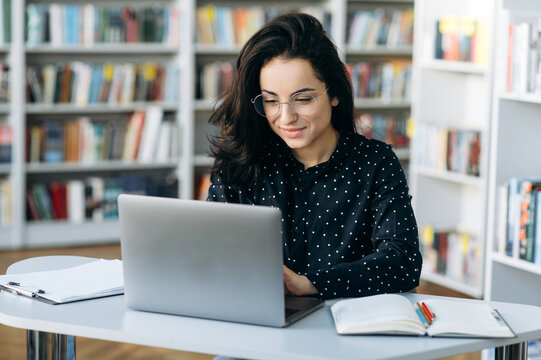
{"left": 294, "top": 227, "right": 301, "bottom": 234}
{"left": 299, "top": 187, "right": 304, "bottom": 192}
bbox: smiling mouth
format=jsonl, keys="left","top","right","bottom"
{"left": 281, "top": 127, "right": 304, "bottom": 138}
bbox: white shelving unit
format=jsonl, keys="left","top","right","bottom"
{"left": 484, "top": 0, "right": 541, "bottom": 307}
{"left": 410, "top": 0, "right": 496, "bottom": 298}
{"left": 1, "top": 0, "right": 416, "bottom": 249}
{"left": 0, "top": 0, "right": 188, "bottom": 249}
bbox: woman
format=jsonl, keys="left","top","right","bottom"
{"left": 207, "top": 13, "right": 422, "bottom": 299}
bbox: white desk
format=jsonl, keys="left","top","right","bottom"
{"left": 1, "top": 256, "right": 541, "bottom": 360}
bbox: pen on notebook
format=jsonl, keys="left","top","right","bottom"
{"left": 421, "top": 301, "right": 435, "bottom": 319}
{"left": 415, "top": 307, "right": 429, "bottom": 327}
{"left": 416, "top": 302, "right": 432, "bottom": 325}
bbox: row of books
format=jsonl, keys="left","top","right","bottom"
{"left": 505, "top": 19, "right": 541, "bottom": 95}
{"left": 347, "top": 8, "right": 414, "bottom": 48}
{"left": 196, "top": 61, "right": 234, "bottom": 101}
{"left": 26, "top": 4, "right": 180, "bottom": 46}
{"left": 26, "top": 108, "right": 178, "bottom": 164}
{"left": 355, "top": 112, "right": 410, "bottom": 149}
{"left": 420, "top": 225, "right": 480, "bottom": 288}
{"left": 497, "top": 177, "right": 541, "bottom": 265}
{"left": 347, "top": 61, "right": 412, "bottom": 101}
{"left": 26, "top": 62, "right": 179, "bottom": 106}
{"left": 0, "top": 178, "right": 10, "bottom": 225}
{"left": 0, "top": 123, "right": 11, "bottom": 163}
{"left": 434, "top": 16, "right": 488, "bottom": 65}
{"left": 0, "top": 63, "right": 10, "bottom": 103}
{"left": 195, "top": 5, "right": 331, "bottom": 47}
{"left": 413, "top": 123, "right": 481, "bottom": 177}
{"left": 0, "top": 0, "right": 10, "bottom": 44}
{"left": 26, "top": 174, "right": 178, "bottom": 222}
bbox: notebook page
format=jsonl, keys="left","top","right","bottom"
{"left": 425, "top": 298, "right": 514, "bottom": 337}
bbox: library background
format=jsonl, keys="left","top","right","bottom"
{"left": 0, "top": 0, "right": 541, "bottom": 359}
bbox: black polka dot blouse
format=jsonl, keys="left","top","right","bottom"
{"left": 207, "top": 132, "right": 422, "bottom": 299}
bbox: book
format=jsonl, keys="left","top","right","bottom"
{"left": 0, "top": 259, "right": 123, "bottom": 304}
{"left": 330, "top": 294, "right": 515, "bottom": 338}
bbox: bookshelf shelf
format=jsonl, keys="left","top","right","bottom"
{"left": 193, "top": 155, "right": 214, "bottom": 167}
{"left": 26, "top": 221, "right": 120, "bottom": 248}
{"left": 498, "top": 92, "right": 541, "bottom": 104}
{"left": 194, "top": 99, "right": 219, "bottom": 112}
{"left": 420, "top": 60, "right": 488, "bottom": 75}
{"left": 25, "top": 103, "right": 179, "bottom": 114}
{"left": 392, "top": 148, "right": 409, "bottom": 161}
{"left": 195, "top": 45, "right": 243, "bottom": 55}
{"left": 346, "top": 46, "right": 413, "bottom": 57}
{"left": 25, "top": 44, "right": 180, "bottom": 55}
{"left": 413, "top": 167, "right": 483, "bottom": 187}
{"left": 25, "top": 160, "right": 180, "bottom": 174}
{"left": 491, "top": 253, "right": 541, "bottom": 276}
{"left": 420, "top": 270, "right": 483, "bottom": 298}
{"left": 353, "top": 98, "right": 410, "bottom": 109}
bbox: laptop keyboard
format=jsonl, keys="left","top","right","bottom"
{"left": 285, "top": 307, "right": 300, "bottom": 317}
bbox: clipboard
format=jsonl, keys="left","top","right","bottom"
{"left": 0, "top": 259, "right": 124, "bottom": 305}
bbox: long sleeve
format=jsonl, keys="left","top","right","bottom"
{"left": 304, "top": 143, "right": 422, "bottom": 299}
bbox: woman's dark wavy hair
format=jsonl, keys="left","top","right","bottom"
{"left": 208, "top": 13, "right": 355, "bottom": 188}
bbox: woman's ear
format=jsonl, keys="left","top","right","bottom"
{"left": 331, "top": 97, "right": 339, "bottom": 107}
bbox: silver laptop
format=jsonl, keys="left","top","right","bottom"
{"left": 118, "top": 194, "right": 324, "bottom": 327}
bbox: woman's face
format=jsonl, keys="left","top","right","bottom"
{"left": 259, "top": 57, "right": 339, "bottom": 157}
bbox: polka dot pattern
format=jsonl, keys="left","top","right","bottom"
{"left": 207, "top": 132, "right": 422, "bottom": 299}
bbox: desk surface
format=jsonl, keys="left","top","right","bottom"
{"left": 1, "top": 256, "right": 541, "bottom": 360}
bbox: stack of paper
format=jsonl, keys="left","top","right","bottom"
{"left": 0, "top": 259, "right": 123, "bottom": 304}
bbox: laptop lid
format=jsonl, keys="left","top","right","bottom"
{"left": 118, "top": 194, "right": 323, "bottom": 327}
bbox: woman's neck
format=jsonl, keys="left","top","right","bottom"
{"left": 293, "top": 129, "right": 340, "bottom": 169}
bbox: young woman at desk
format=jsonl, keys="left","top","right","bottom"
{"left": 207, "top": 13, "right": 422, "bottom": 300}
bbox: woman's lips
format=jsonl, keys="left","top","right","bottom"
{"left": 282, "top": 127, "right": 304, "bottom": 138}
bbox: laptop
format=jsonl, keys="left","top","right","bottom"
{"left": 117, "top": 194, "right": 324, "bottom": 327}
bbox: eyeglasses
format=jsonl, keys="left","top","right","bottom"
{"left": 251, "top": 88, "right": 329, "bottom": 118}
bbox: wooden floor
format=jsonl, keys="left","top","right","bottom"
{"left": 0, "top": 244, "right": 481, "bottom": 360}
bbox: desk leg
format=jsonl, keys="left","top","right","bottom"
{"left": 27, "top": 330, "right": 76, "bottom": 360}
{"left": 494, "top": 341, "right": 528, "bottom": 360}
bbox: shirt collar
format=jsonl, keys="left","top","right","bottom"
{"left": 283, "top": 131, "right": 351, "bottom": 172}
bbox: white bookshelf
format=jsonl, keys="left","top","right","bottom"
{"left": 0, "top": 0, "right": 187, "bottom": 249}
{"left": 1, "top": 0, "right": 416, "bottom": 249}
{"left": 484, "top": 0, "right": 541, "bottom": 308}
{"left": 410, "top": 0, "right": 496, "bottom": 297}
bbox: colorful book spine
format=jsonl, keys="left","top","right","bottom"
{"left": 25, "top": 4, "right": 180, "bottom": 46}
{"left": 26, "top": 175, "right": 178, "bottom": 222}
{"left": 26, "top": 61, "right": 178, "bottom": 105}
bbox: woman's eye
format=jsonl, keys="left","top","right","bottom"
{"left": 264, "top": 99, "right": 279, "bottom": 105}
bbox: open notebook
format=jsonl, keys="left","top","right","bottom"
{"left": 330, "top": 294, "right": 515, "bottom": 338}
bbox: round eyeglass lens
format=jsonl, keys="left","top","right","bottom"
{"left": 252, "top": 92, "right": 318, "bottom": 117}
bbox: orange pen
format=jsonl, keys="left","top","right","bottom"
{"left": 422, "top": 301, "right": 435, "bottom": 319}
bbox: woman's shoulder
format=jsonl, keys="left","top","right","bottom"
{"left": 346, "top": 132, "right": 396, "bottom": 161}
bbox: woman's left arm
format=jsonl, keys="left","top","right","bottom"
{"left": 305, "top": 145, "right": 423, "bottom": 299}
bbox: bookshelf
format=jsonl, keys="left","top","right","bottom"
{"left": 1, "top": 0, "right": 416, "bottom": 249}
{"left": 484, "top": 0, "right": 541, "bottom": 307}
{"left": 0, "top": 0, "right": 186, "bottom": 249}
{"left": 410, "top": 0, "right": 496, "bottom": 298}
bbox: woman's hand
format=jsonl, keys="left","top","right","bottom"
{"left": 283, "top": 265, "right": 318, "bottom": 296}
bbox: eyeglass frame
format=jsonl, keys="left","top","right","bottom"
{"left": 250, "top": 88, "right": 330, "bottom": 118}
